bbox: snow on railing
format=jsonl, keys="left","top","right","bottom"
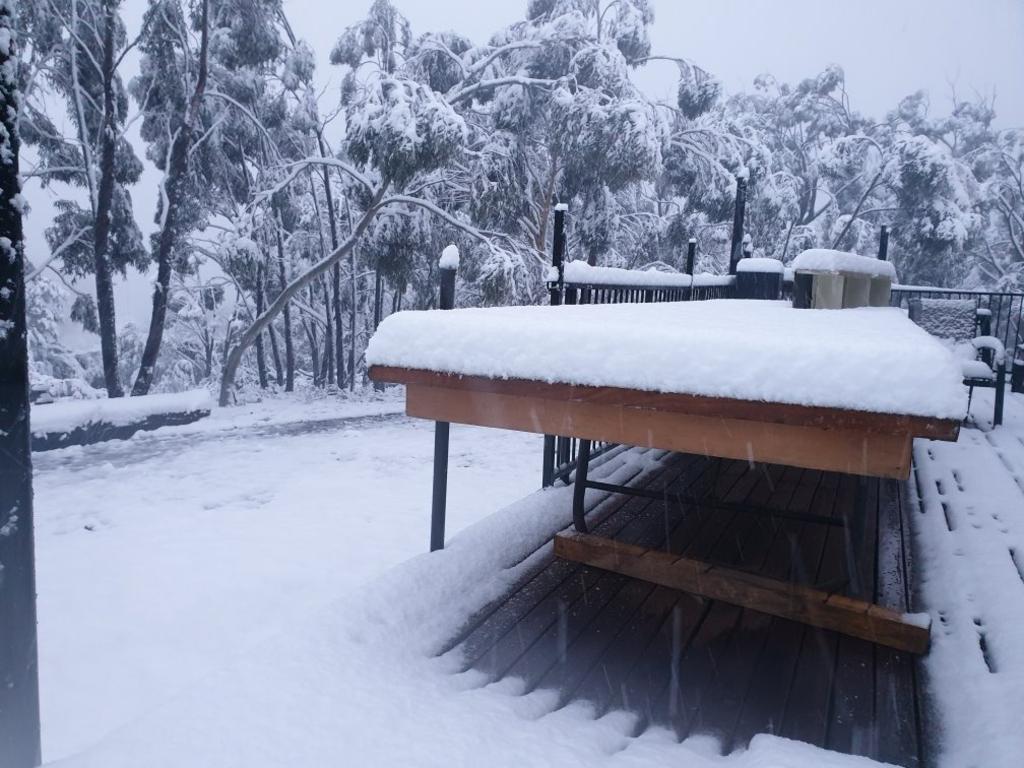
{"left": 549, "top": 260, "right": 735, "bottom": 289}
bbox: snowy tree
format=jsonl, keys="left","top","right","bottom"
{"left": 883, "top": 92, "right": 988, "bottom": 285}
{"left": 978, "top": 128, "right": 1024, "bottom": 287}
{"left": 18, "top": 0, "right": 147, "bottom": 397}
{"left": 129, "top": 0, "right": 212, "bottom": 395}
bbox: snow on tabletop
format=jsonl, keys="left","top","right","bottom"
{"left": 736, "top": 257, "right": 784, "bottom": 274}
{"left": 366, "top": 300, "right": 966, "bottom": 420}
{"left": 792, "top": 249, "right": 898, "bottom": 281}
{"left": 439, "top": 244, "right": 460, "bottom": 270}
{"left": 31, "top": 389, "right": 213, "bottom": 436}
{"left": 561, "top": 260, "right": 692, "bottom": 287}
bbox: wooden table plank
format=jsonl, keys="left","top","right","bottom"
{"left": 554, "top": 529, "right": 929, "bottom": 654}
{"left": 406, "top": 382, "right": 916, "bottom": 479}
{"left": 370, "top": 366, "right": 960, "bottom": 440}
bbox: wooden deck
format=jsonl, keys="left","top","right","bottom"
{"left": 444, "top": 450, "right": 926, "bottom": 766}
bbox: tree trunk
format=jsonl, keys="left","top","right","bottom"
{"left": 303, "top": 316, "right": 320, "bottom": 387}
{"left": 0, "top": 10, "right": 42, "bottom": 763}
{"left": 92, "top": 2, "right": 123, "bottom": 397}
{"left": 372, "top": 270, "right": 384, "bottom": 391}
{"left": 317, "top": 133, "right": 347, "bottom": 391}
{"left": 219, "top": 185, "right": 387, "bottom": 406}
{"left": 303, "top": 285, "right": 321, "bottom": 387}
{"left": 254, "top": 264, "right": 268, "bottom": 389}
{"left": 275, "top": 226, "right": 295, "bottom": 392}
{"left": 348, "top": 221, "right": 357, "bottom": 391}
{"left": 268, "top": 323, "right": 284, "bottom": 386}
{"left": 322, "top": 278, "right": 335, "bottom": 386}
{"left": 131, "top": 0, "right": 210, "bottom": 396}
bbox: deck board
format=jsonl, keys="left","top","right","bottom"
{"left": 446, "top": 451, "right": 926, "bottom": 765}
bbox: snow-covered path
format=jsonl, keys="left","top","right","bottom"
{"left": 33, "top": 394, "right": 543, "bottom": 761}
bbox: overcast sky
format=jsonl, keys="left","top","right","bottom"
{"left": 26, "top": 0, "right": 1024, "bottom": 336}
{"left": 287, "top": 0, "right": 1024, "bottom": 126}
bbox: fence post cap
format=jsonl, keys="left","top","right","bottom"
{"left": 554, "top": 202, "right": 569, "bottom": 212}
{"left": 439, "top": 244, "right": 460, "bottom": 271}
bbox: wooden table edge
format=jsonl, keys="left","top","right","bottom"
{"left": 368, "top": 365, "right": 961, "bottom": 442}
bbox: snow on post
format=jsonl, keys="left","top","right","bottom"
{"left": 439, "top": 244, "right": 460, "bottom": 271}
{"left": 729, "top": 172, "right": 748, "bottom": 274}
{"left": 438, "top": 246, "right": 457, "bottom": 311}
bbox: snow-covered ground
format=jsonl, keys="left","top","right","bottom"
{"left": 34, "top": 390, "right": 543, "bottom": 762}
{"left": 911, "top": 388, "right": 1024, "bottom": 768}
{"left": 35, "top": 387, "right": 1024, "bottom": 767}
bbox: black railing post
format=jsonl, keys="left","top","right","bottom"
{"left": 543, "top": 205, "right": 568, "bottom": 487}
{"left": 0, "top": 9, "right": 42, "bottom": 764}
{"left": 878, "top": 225, "right": 889, "bottom": 261}
{"left": 431, "top": 247, "right": 458, "bottom": 551}
{"left": 685, "top": 238, "right": 696, "bottom": 276}
{"left": 728, "top": 173, "right": 748, "bottom": 275}
{"left": 550, "top": 203, "right": 567, "bottom": 307}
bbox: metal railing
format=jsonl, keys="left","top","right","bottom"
{"left": 890, "top": 287, "right": 1024, "bottom": 356}
{"left": 541, "top": 279, "right": 1023, "bottom": 488}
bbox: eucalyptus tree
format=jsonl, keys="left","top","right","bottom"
{"left": 129, "top": 0, "right": 212, "bottom": 395}
{"left": 217, "top": 0, "right": 728, "bottom": 403}
{"left": 18, "top": 0, "right": 147, "bottom": 397}
{"left": 882, "top": 92, "right": 988, "bottom": 286}
{"left": 977, "top": 127, "right": 1024, "bottom": 287}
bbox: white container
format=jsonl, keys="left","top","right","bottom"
{"left": 843, "top": 275, "right": 872, "bottom": 308}
{"left": 869, "top": 276, "right": 892, "bottom": 307}
{"left": 811, "top": 272, "right": 845, "bottom": 309}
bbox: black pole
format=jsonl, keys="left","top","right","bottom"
{"left": 550, "top": 204, "right": 567, "bottom": 307}
{"left": 728, "top": 174, "right": 747, "bottom": 274}
{"left": 431, "top": 252, "right": 457, "bottom": 551}
{"left": 685, "top": 238, "right": 696, "bottom": 276}
{"left": 543, "top": 205, "right": 567, "bottom": 487}
{"left": 0, "top": 8, "right": 42, "bottom": 765}
{"left": 878, "top": 224, "right": 890, "bottom": 261}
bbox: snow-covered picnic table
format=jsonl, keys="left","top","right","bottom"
{"left": 367, "top": 299, "right": 965, "bottom": 421}
{"left": 368, "top": 299, "right": 966, "bottom": 655}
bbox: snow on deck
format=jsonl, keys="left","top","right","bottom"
{"left": 51, "top": 441, "right": 892, "bottom": 768}
{"left": 911, "top": 389, "right": 1024, "bottom": 768}
{"left": 366, "top": 300, "right": 965, "bottom": 419}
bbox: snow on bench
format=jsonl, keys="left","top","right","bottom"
{"left": 367, "top": 299, "right": 965, "bottom": 419}
{"left": 792, "top": 248, "right": 898, "bottom": 280}
{"left": 31, "top": 389, "right": 213, "bottom": 451}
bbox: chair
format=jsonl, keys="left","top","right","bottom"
{"left": 908, "top": 298, "right": 1006, "bottom": 426}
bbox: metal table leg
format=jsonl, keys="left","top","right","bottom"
{"left": 572, "top": 439, "right": 592, "bottom": 533}
{"left": 844, "top": 475, "right": 869, "bottom": 597}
